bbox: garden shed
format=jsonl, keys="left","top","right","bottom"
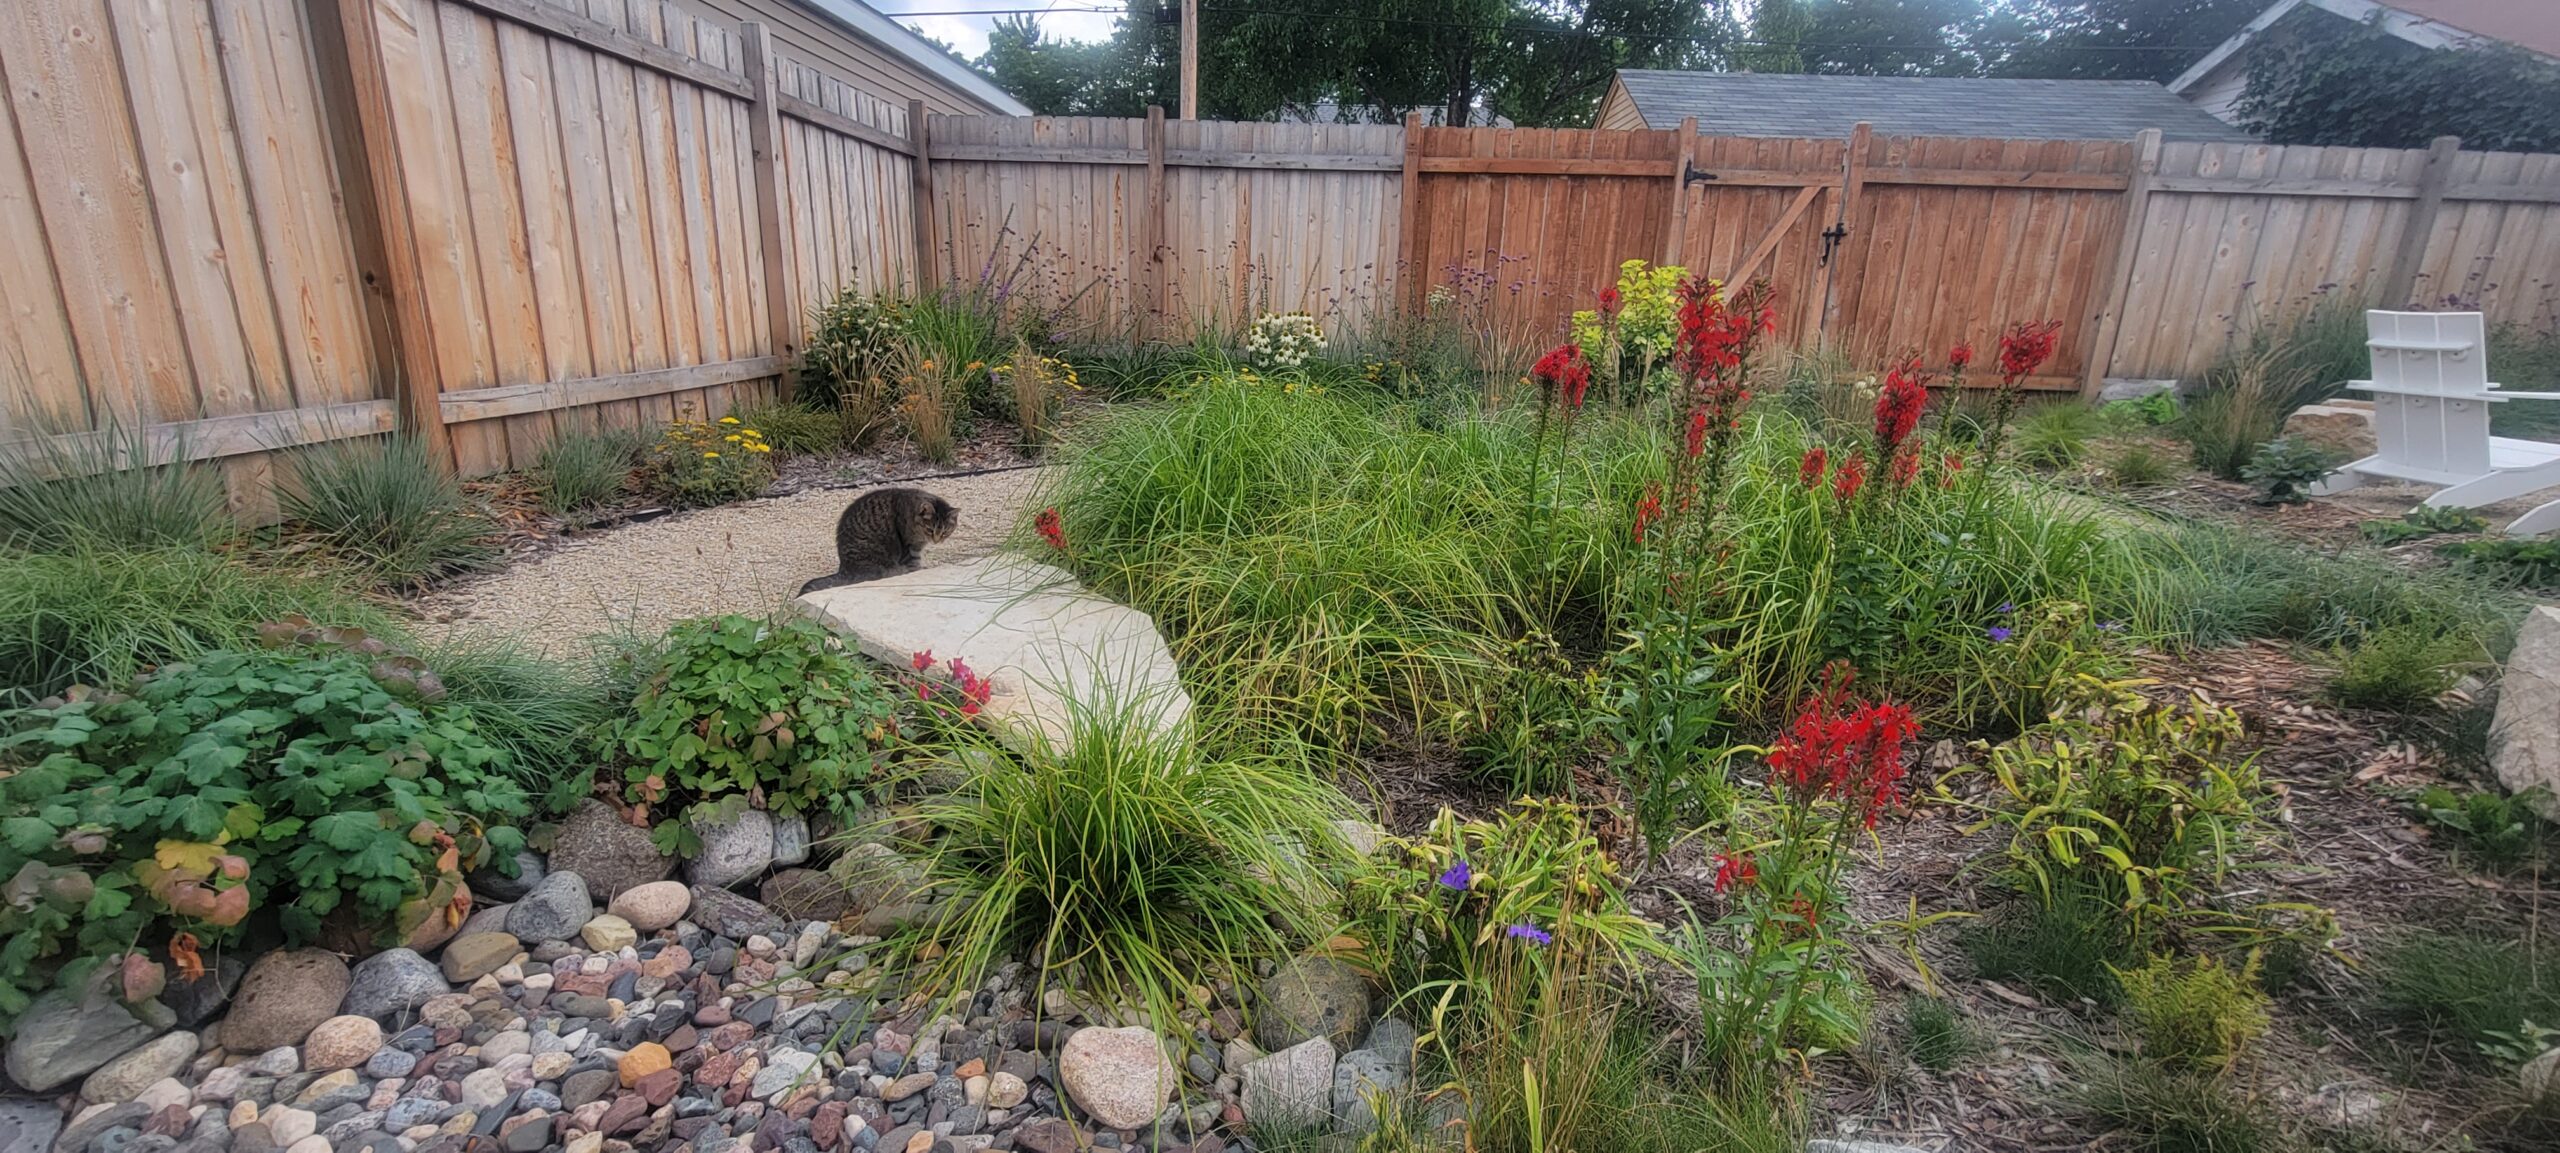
{"left": 1593, "top": 70, "right": 2260, "bottom": 142}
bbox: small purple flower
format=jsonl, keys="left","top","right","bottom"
{"left": 1506, "top": 923, "right": 1552, "bottom": 945}
{"left": 1436, "top": 860, "right": 1472, "bottom": 892}
{"left": 1987, "top": 626, "right": 2014, "bottom": 643}
{"left": 1997, "top": 602, "right": 2015, "bottom": 614}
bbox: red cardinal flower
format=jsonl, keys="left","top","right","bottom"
{"left": 1633, "top": 484, "right": 1663, "bottom": 543}
{"left": 1996, "top": 320, "right": 2062, "bottom": 383}
{"left": 1763, "top": 664, "right": 1919, "bottom": 826}
{"left": 1873, "top": 355, "right": 1932, "bottom": 456}
{"left": 1947, "top": 342, "right": 1974, "bottom": 372}
{"left": 1712, "top": 850, "right": 1758, "bottom": 893}
{"left": 1940, "top": 452, "right": 1965, "bottom": 488}
{"left": 1833, "top": 453, "right": 1868, "bottom": 501}
{"left": 1685, "top": 406, "right": 1709, "bottom": 458}
{"left": 1532, "top": 343, "right": 1593, "bottom": 411}
{"left": 1598, "top": 285, "right": 1623, "bottom": 318}
{"left": 1891, "top": 450, "right": 1920, "bottom": 489}
{"left": 1799, "top": 445, "right": 1829, "bottom": 489}
{"left": 1035, "top": 507, "right": 1067, "bottom": 551}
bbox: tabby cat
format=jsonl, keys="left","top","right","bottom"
{"left": 797, "top": 487, "right": 958, "bottom": 594}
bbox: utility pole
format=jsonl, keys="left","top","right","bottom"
{"left": 1179, "top": 0, "right": 1198, "bottom": 119}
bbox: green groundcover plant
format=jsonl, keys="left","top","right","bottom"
{"left": 0, "top": 645, "right": 531, "bottom": 1030}
{"left": 604, "top": 614, "right": 901, "bottom": 853}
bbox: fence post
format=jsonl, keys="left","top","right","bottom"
{"left": 1143, "top": 106, "right": 1167, "bottom": 342}
{"left": 2081, "top": 128, "right": 2163, "bottom": 399}
{"left": 2385, "top": 135, "right": 2461, "bottom": 307}
{"left": 908, "top": 99, "right": 939, "bottom": 294}
{"left": 1818, "top": 121, "right": 1872, "bottom": 338}
{"left": 738, "top": 23, "right": 800, "bottom": 392}
{"left": 1662, "top": 116, "right": 1696, "bottom": 267}
{"left": 310, "top": 0, "right": 452, "bottom": 469}
{"left": 1396, "top": 111, "right": 1423, "bottom": 316}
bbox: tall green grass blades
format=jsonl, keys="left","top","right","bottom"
{"left": 416, "top": 633, "right": 613, "bottom": 811}
{"left": 2068, "top": 1051, "right": 2280, "bottom": 1153}
{"left": 911, "top": 688, "right": 1354, "bottom": 1016}
{"left": 2371, "top": 930, "right": 2560, "bottom": 1056}
{"left": 0, "top": 420, "right": 231, "bottom": 551}
{"left": 283, "top": 436, "right": 494, "bottom": 588}
{"left": 2010, "top": 401, "right": 2106, "bottom": 469}
{"left": 0, "top": 545, "right": 397, "bottom": 703}
{"left": 727, "top": 401, "right": 842, "bottom": 457}
{"left": 532, "top": 425, "right": 642, "bottom": 515}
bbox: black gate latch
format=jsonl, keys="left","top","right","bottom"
{"left": 1681, "top": 160, "right": 1717, "bottom": 188}
{"left": 1819, "top": 221, "right": 1850, "bottom": 266}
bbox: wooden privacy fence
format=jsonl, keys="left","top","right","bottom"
{"left": 4, "top": 0, "right": 2560, "bottom": 519}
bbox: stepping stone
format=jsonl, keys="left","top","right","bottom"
{"left": 797, "top": 556, "right": 1190, "bottom": 753}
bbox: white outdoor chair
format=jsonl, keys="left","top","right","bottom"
{"left": 2310, "top": 310, "right": 2560, "bottom": 536}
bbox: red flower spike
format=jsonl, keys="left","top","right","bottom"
{"left": 1532, "top": 344, "right": 1592, "bottom": 411}
{"left": 1890, "top": 450, "right": 1920, "bottom": 489}
{"left": 1873, "top": 354, "right": 1932, "bottom": 456}
{"left": 1712, "top": 850, "right": 1758, "bottom": 894}
{"left": 1685, "top": 406, "right": 1708, "bottom": 458}
{"left": 1833, "top": 453, "right": 1867, "bottom": 501}
{"left": 910, "top": 650, "right": 935, "bottom": 672}
{"left": 1633, "top": 485, "right": 1663, "bottom": 543}
{"left": 1798, "top": 445, "right": 1829, "bottom": 489}
{"left": 1762, "top": 664, "right": 1919, "bottom": 827}
{"left": 1996, "top": 320, "right": 2063, "bottom": 383}
{"left": 1598, "top": 286, "right": 1623, "bottom": 318}
{"left": 1035, "top": 507, "right": 1067, "bottom": 552}
{"left": 1948, "top": 342, "right": 1974, "bottom": 372}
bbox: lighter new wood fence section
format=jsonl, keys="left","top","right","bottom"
{"left": 0, "top": 0, "right": 380, "bottom": 515}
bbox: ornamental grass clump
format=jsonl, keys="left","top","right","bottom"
{"left": 910, "top": 689, "right": 1355, "bottom": 1016}
{"left": 283, "top": 435, "right": 496, "bottom": 589}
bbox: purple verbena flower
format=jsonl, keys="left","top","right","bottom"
{"left": 1436, "top": 860, "right": 1472, "bottom": 892}
{"left": 1987, "top": 626, "right": 2014, "bottom": 643}
{"left": 1506, "top": 923, "right": 1552, "bottom": 945}
{"left": 1997, "top": 602, "right": 2015, "bottom": 614}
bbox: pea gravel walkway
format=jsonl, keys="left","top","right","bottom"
{"left": 414, "top": 468, "right": 1049, "bottom": 658}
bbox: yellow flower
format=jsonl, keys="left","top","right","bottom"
{"left": 703, "top": 451, "right": 720, "bottom": 458}
{"left": 744, "top": 429, "right": 760, "bottom": 437}
{"left": 753, "top": 443, "right": 772, "bottom": 453}
{"left": 719, "top": 416, "right": 740, "bottom": 424}
{"left": 724, "top": 434, "right": 742, "bottom": 442}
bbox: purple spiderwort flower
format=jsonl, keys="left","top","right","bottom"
{"left": 1987, "top": 626, "right": 2014, "bottom": 643}
{"left": 1436, "top": 860, "right": 1472, "bottom": 892}
{"left": 1996, "top": 602, "right": 2015, "bottom": 614}
{"left": 1506, "top": 923, "right": 1552, "bottom": 945}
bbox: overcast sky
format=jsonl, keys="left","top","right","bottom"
{"left": 873, "top": 1, "right": 1120, "bottom": 60}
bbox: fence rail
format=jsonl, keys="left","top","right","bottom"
{"left": 4, "top": 0, "right": 2560, "bottom": 518}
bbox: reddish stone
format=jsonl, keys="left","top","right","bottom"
{"left": 953, "top": 1059, "right": 985, "bottom": 1079}
{"left": 693, "top": 1051, "right": 743, "bottom": 1090}
{"left": 641, "top": 947, "right": 691, "bottom": 980}
{"left": 811, "top": 1101, "right": 847, "bottom": 1150}
{"left": 597, "top": 1094, "right": 650, "bottom": 1135}
{"left": 636, "top": 1068, "right": 682, "bottom": 1107}
{"left": 706, "top": 1021, "right": 756, "bottom": 1051}
{"left": 693, "top": 1003, "right": 732, "bottom": 1027}
{"left": 553, "top": 973, "right": 612, "bottom": 997}
{"left": 665, "top": 1024, "right": 700, "bottom": 1054}
{"left": 143, "top": 1105, "right": 191, "bottom": 1138}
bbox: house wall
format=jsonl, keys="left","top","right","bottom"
{"left": 2183, "top": 58, "right": 2251, "bottom": 123}
{"left": 1593, "top": 80, "right": 1648, "bottom": 130}
{"left": 664, "top": 0, "right": 1014, "bottom": 115}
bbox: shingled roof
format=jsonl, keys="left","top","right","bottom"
{"left": 1611, "top": 71, "right": 2259, "bottom": 142}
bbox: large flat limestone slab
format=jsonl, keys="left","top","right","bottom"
{"left": 796, "top": 555, "right": 1189, "bottom": 752}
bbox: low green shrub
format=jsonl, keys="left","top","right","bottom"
{"left": 0, "top": 545, "right": 398, "bottom": 704}
{"left": 0, "top": 423, "right": 232, "bottom": 552}
{"left": 1969, "top": 675, "right": 2284, "bottom": 944}
{"left": 0, "top": 645, "right": 531, "bottom": 1028}
{"left": 2113, "top": 952, "right": 2271, "bottom": 1071}
{"left": 282, "top": 436, "right": 495, "bottom": 588}
{"left": 642, "top": 416, "right": 776, "bottom": 507}
{"left": 2103, "top": 390, "right": 2180, "bottom": 429}
{"left": 2069, "top": 1051, "right": 2280, "bottom": 1153}
{"left": 1351, "top": 800, "right": 1660, "bottom": 1150}
{"left": 2011, "top": 402, "right": 2106, "bottom": 469}
{"left": 1904, "top": 993, "right": 1977, "bottom": 1073}
{"left": 2328, "top": 623, "right": 2473, "bottom": 713}
{"left": 727, "top": 401, "right": 843, "bottom": 457}
{"left": 2413, "top": 784, "right": 2546, "bottom": 871}
{"left": 2370, "top": 929, "right": 2560, "bottom": 1058}
{"left": 2440, "top": 537, "right": 2560, "bottom": 591}
{"left": 532, "top": 425, "right": 643, "bottom": 515}
{"left": 1963, "top": 877, "right": 2143, "bottom": 1002}
{"left": 602, "top": 614, "right": 899, "bottom": 852}
{"left": 800, "top": 286, "right": 906, "bottom": 409}
{"left": 2240, "top": 436, "right": 2341, "bottom": 505}
{"left": 2106, "top": 441, "right": 2179, "bottom": 487}
{"left": 914, "top": 692, "right": 1354, "bottom": 1014}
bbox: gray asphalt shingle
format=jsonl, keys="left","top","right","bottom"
{"left": 1615, "top": 71, "right": 2259, "bottom": 142}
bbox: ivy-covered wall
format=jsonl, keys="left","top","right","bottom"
{"left": 2238, "top": 12, "right": 2560, "bottom": 151}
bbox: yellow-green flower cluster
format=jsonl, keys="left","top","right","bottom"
{"left": 647, "top": 415, "right": 776, "bottom": 507}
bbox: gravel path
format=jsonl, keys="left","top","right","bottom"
{"left": 415, "top": 469, "right": 1051, "bottom": 659}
